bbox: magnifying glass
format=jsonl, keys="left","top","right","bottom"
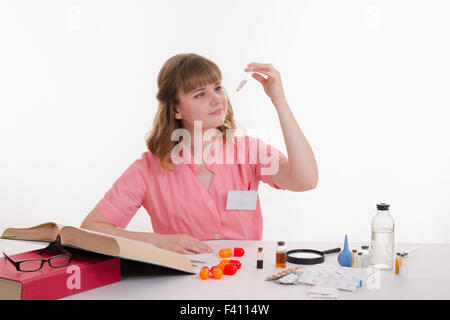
{"left": 286, "top": 248, "right": 341, "bottom": 265}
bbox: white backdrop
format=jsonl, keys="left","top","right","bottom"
{"left": 1, "top": 0, "right": 449, "bottom": 244}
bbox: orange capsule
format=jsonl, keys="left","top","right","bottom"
{"left": 219, "top": 248, "right": 233, "bottom": 258}
{"left": 199, "top": 267, "right": 210, "bottom": 280}
{"left": 212, "top": 267, "right": 223, "bottom": 279}
{"left": 217, "top": 263, "right": 227, "bottom": 271}
{"left": 220, "top": 259, "right": 242, "bottom": 270}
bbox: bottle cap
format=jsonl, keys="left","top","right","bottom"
{"left": 277, "top": 241, "right": 285, "bottom": 246}
{"left": 352, "top": 249, "right": 357, "bottom": 253}
{"left": 361, "top": 245, "right": 369, "bottom": 249}
{"left": 377, "top": 203, "right": 390, "bottom": 210}
{"left": 258, "top": 247, "right": 263, "bottom": 251}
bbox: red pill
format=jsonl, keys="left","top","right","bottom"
{"left": 223, "top": 264, "right": 237, "bottom": 275}
{"left": 233, "top": 247, "right": 245, "bottom": 257}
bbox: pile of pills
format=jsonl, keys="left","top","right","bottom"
{"left": 199, "top": 247, "right": 245, "bottom": 280}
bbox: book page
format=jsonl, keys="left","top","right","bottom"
{"left": 59, "top": 226, "right": 121, "bottom": 257}
{"left": 115, "top": 237, "right": 194, "bottom": 274}
{"left": 71, "top": 226, "right": 158, "bottom": 247}
{"left": 60, "top": 226, "right": 194, "bottom": 273}
{"left": 0, "top": 238, "right": 48, "bottom": 256}
{"left": 1, "top": 222, "right": 60, "bottom": 242}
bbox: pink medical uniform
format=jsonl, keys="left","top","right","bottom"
{"left": 94, "top": 135, "right": 287, "bottom": 240}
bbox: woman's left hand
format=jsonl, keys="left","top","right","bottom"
{"left": 245, "top": 62, "right": 287, "bottom": 106}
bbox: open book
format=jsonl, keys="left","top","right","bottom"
{"left": 1, "top": 222, "right": 194, "bottom": 274}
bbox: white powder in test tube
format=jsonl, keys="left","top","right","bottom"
{"left": 236, "top": 73, "right": 250, "bottom": 92}
{"left": 236, "top": 79, "right": 247, "bottom": 92}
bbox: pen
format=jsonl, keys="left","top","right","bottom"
{"left": 190, "top": 259, "right": 206, "bottom": 264}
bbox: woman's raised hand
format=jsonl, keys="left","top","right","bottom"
{"left": 245, "top": 62, "right": 287, "bottom": 106}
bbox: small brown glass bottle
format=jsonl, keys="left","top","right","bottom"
{"left": 257, "top": 247, "right": 264, "bottom": 269}
{"left": 276, "top": 241, "right": 286, "bottom": 268}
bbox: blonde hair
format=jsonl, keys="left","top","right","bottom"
{"left": 146, "top": 53, "right": 242, "bottom": 171}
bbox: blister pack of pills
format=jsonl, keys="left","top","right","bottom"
{"left": 296, "top": 264, "right": 373, "bottom": 291}
{"left": 266, "top": 267, "right": 301, "bottom": 282}
{"left": 275, "top": 269, "right": 303, "bottom": 285}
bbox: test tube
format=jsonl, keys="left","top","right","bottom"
{"left": 395, "top": 252, "right": 402, "bottom": 275}
{"left": 236, "top": 73, "right": 251, "bottom": 92}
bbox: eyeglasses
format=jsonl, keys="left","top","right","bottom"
{"left": 3, "top": 237, "right": 72, "bottom": 272}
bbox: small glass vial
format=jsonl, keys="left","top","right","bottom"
{"left": 257, "top": 247, "right": 264, "bottom": 269}
{"left": 357, "top": 252, "right": 363, "bottom": 268}
{"left": 361, "top": 245, "right": 370, "bottom": 269}
{"left": 395, "top": 252, "right": 402, "bottom": 275}
{"left": 276, "top": 241, "right": 286, "bottom": 268}
{"left": 351, "top": 250, "right": 358, "bottom": 268}
{"left": 399, "top": 253, "right": 409, "bottom": 277}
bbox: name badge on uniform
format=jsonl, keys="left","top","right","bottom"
{"left": 226, "top": 190, "right": 258, "bottom": 211}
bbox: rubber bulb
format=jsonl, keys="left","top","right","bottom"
{"left": 337, "top": 234, "right": 352, "bottom": 267}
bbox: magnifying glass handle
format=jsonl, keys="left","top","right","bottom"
{"left": 323, "top": 248, "right": 341, "bottom": 255}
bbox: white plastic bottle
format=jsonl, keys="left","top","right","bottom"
{"left": 370, "top": 203, "right": 395, "bottom": 270}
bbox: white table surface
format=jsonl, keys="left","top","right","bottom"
{"left": 1, "top": 239, "right": 448, "bottom": 300}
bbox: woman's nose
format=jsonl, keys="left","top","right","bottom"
{"left": 210, "top": 91, "right": 222, "bottom": 105}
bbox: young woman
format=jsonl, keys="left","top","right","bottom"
{"left": 81, "top": 53, "right": 318, "bottom": 254}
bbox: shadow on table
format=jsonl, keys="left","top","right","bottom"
{"left": 120, "top": 259, "right": 192, "bottom": 279}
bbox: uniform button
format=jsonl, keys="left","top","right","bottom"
{"left": 208, "top": 200, "right": 214, "bottom": 206}
{"left": 214, "top": 234, "right": 221, "bottom": 239}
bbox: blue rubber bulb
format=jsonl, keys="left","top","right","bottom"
{"left": 337, "top": 234, "right": 352, "bottom": 267}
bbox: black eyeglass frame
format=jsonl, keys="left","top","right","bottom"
{"left": 3, "top": 237, "right": 72, "bottom": 272}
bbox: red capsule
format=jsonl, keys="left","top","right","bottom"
{"left": 229, "top": 260, "right": 242, "bottom": 269}
{"left": 219, "top": 259, "right": 241, "bottom": 269}
{"left": 223, "top": 264, "right": 237, "bottom": 275}
{"left": 233, "top": 247, "right": 245, "bottom": 257}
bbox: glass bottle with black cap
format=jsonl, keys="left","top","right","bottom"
{"left": 371, "top": 203, "right": 395, "bottom": 270}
